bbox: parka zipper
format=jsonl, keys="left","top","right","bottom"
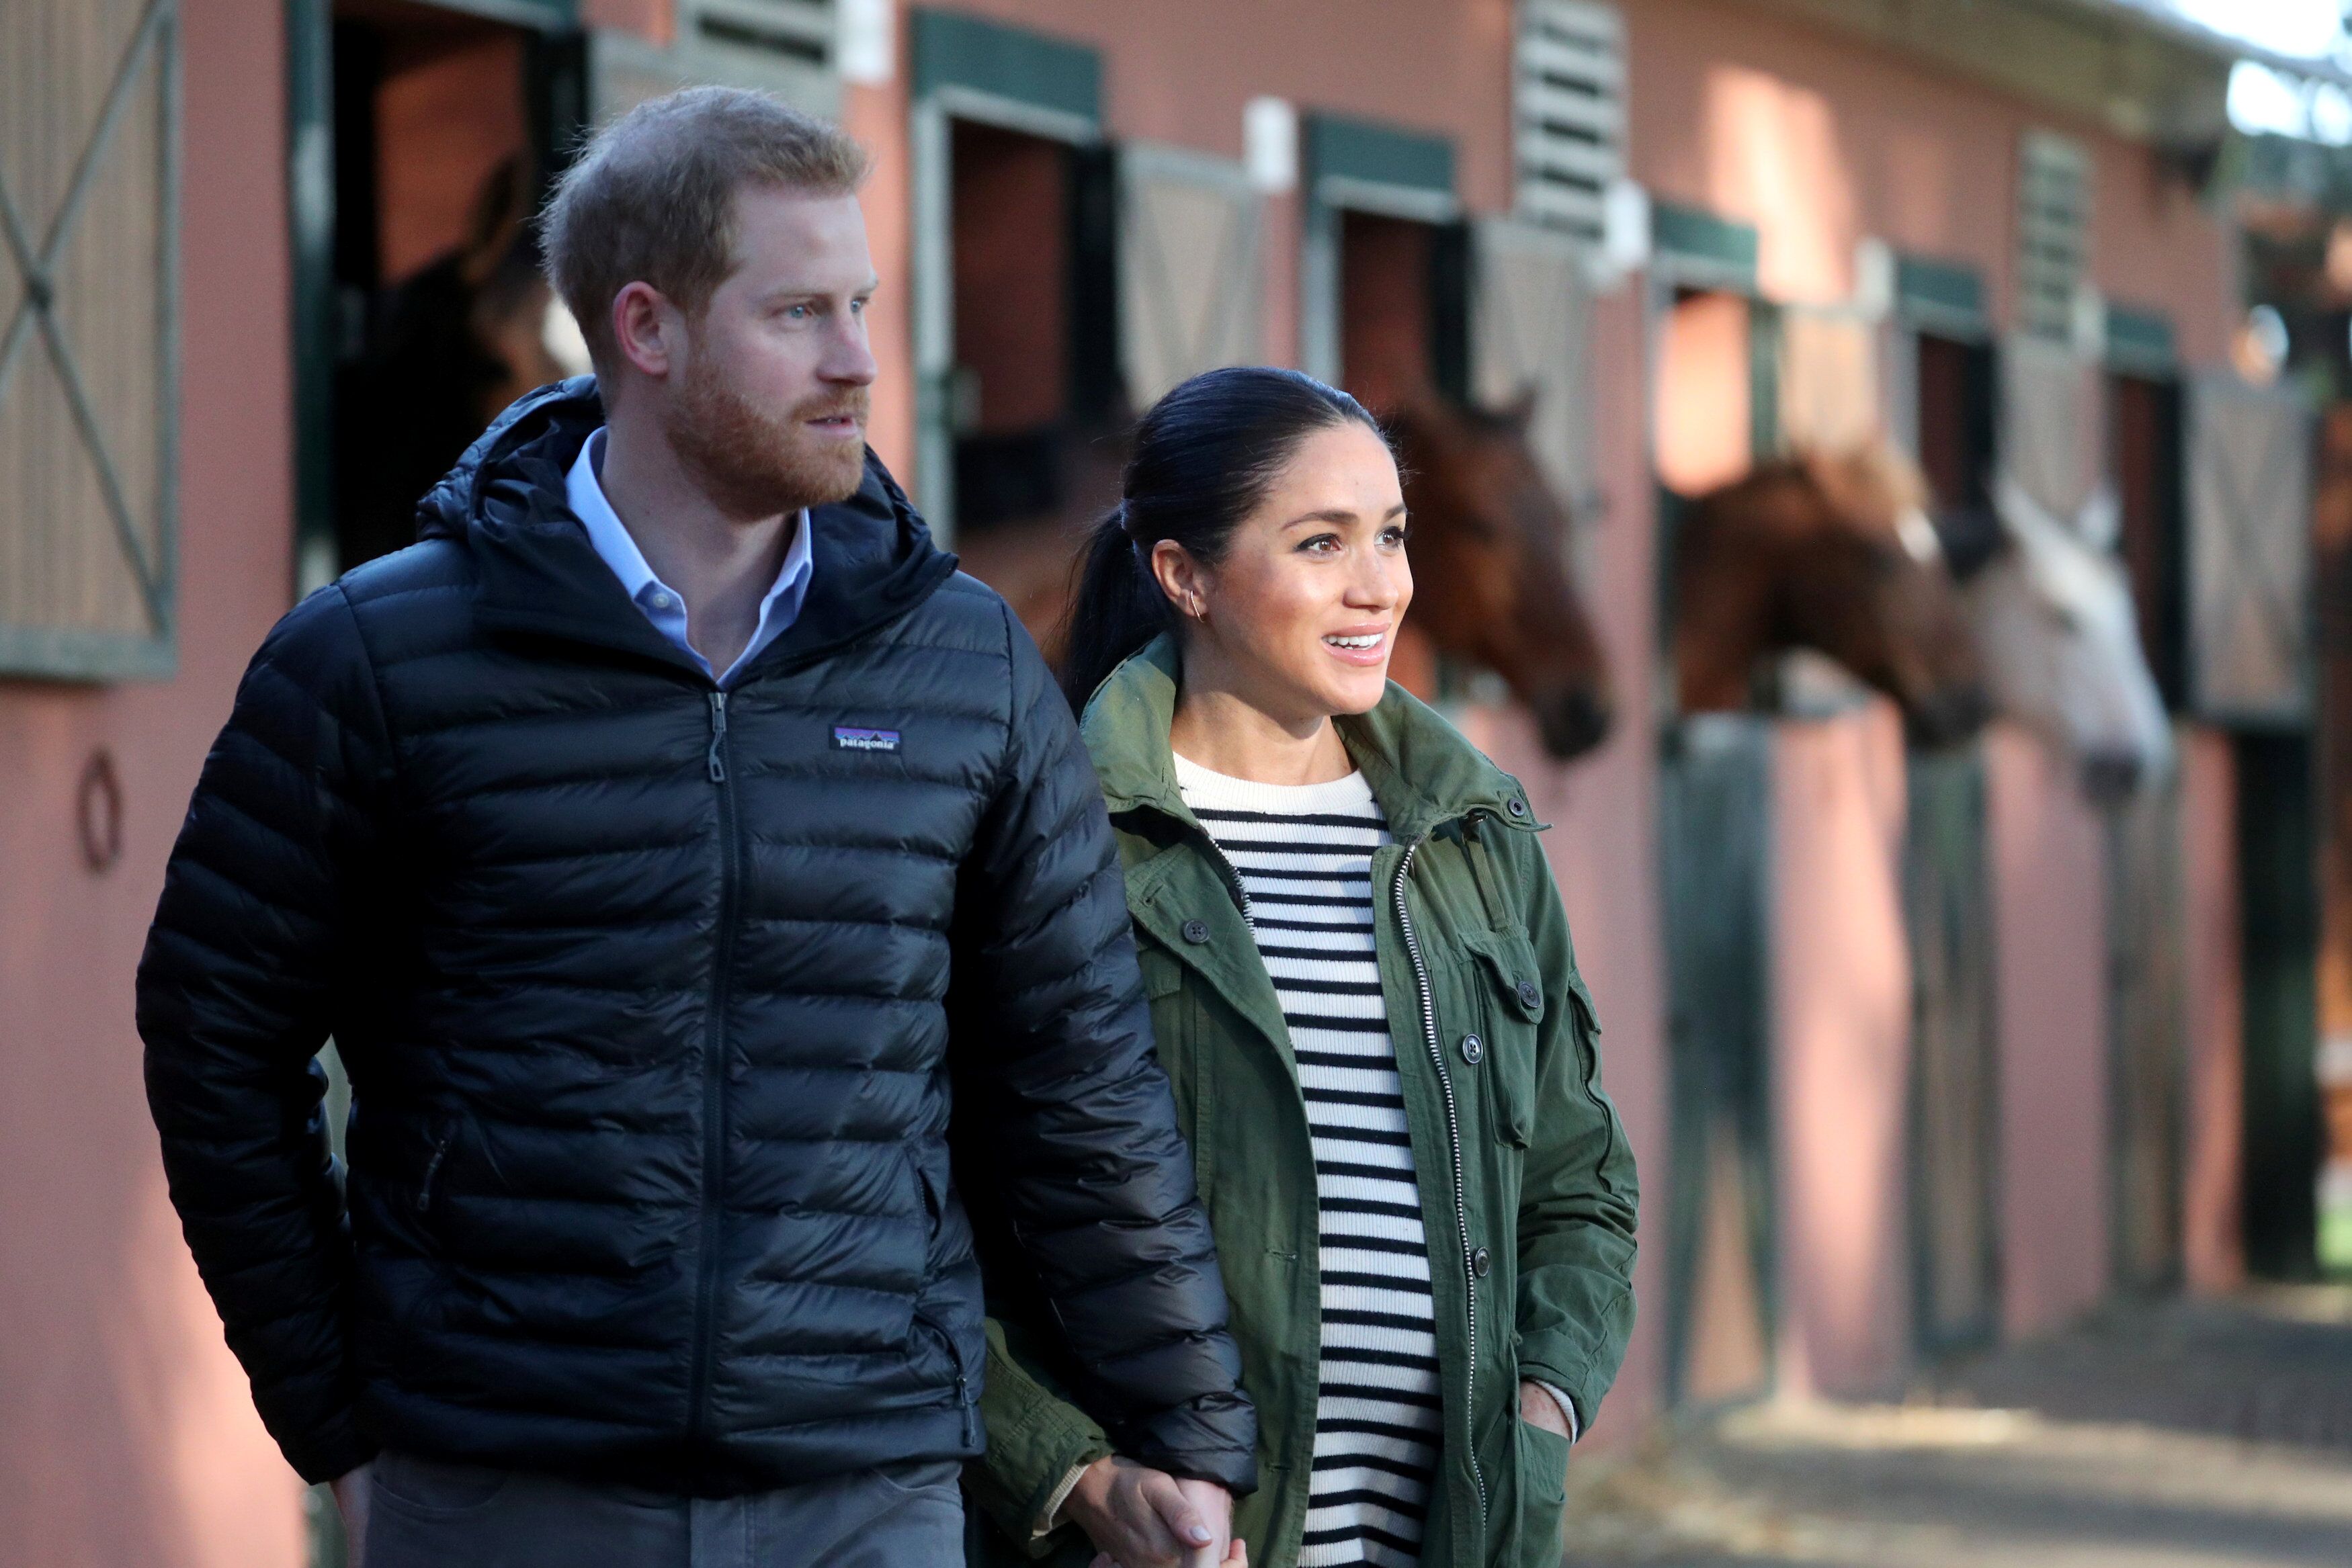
{"left": 417, "top": 1128, "right": 453, "bottom": 1214}
{"left": 1392, "top": 838, "right": 1488, "bottom": 1527}
{"left": 1198, "top": 832, "right": 1255, "bottom": 930}
{"left": 687, "top": 691, "right": 739, "bottom": 1443}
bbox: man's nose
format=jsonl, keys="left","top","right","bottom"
{"left": 824, "top": 316, "right": 878, "bottom": 387}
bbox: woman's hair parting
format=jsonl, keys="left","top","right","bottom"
{"left": 1057, "top": 365, "right": 1384, "bottom": 711}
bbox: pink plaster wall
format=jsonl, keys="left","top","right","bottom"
{"left": 1769, "top": 704, "right": 1915, "bottom": 1399}
{"left": 934, "top": 0, "right": 1517, "bottom": 214}
{"left": 2179, "top": 728, "right": 2247, "bottom": 1293}
{"left": 1985, "top": 726, "right": 2113, "bottom": 1336}
{"left": 0, "top": 1, "right": 310, "bottom": 1563}
{"left": 1623, "top": 0, "right": 2234, "bottom": 354}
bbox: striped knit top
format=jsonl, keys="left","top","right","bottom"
{"left": 1175, "top": 755, "right": 1441, "bottom": 1568}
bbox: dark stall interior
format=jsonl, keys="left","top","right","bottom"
{"left": 329, "top": 0, "right": 583, "bottom": 570}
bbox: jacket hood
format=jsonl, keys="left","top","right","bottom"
{"left": 414, "top": 376, "right": 957, "bottom": 678}
{"left": 1079, "top": 634, "right": 1539, "bottom": 845}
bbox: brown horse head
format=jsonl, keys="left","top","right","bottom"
{"left": 1675, "top": 441, "right": 1987, "bottom": 747}
{"left": 1388, "top": 393, "right": 1613, "bottom": 760}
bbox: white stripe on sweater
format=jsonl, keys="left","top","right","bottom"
{"left": 1175, "top": 756, "right": 1441, "bottom": 1568}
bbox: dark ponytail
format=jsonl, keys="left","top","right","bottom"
{"left": 1057, "top": 365, "right": 1383, "bottom": 711}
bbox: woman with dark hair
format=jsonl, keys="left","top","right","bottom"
{"left": 962, "top": 367, "right": 1638, "bottom": 1568}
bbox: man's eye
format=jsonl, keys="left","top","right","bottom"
{"left": 784, "top": 304, "right": 814, "bottom": 320}
{"left": 851, "top": 297, "right": 868, "bottom": 315}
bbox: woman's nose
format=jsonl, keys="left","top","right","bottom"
{"left": 1347, "top": 554, "right": 1402, "bottom": 608}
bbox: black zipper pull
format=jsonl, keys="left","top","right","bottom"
{"left": 707, "top": 691, "right": 729, "bottom": 783}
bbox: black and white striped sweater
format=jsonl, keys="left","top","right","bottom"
{"left": 1176, "top": 756, "right": 1439, "bottom": 1568}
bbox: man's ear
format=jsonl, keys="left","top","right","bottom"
{"left": 610, "top": 281, "right": 678, "bottom": 380}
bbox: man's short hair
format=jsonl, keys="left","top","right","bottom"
{"left": 540, "top": 86, "right": 868, "bottom": 375}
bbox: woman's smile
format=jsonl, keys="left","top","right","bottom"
{"left": 1320, "top": 624, "right": 1390, "bottom": 665}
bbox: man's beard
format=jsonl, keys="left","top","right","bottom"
{"left": 663, "top": 352, "right": 870, "bottom": 521}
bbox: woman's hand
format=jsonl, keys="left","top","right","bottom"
{"left": 1518, "top": 1378, "right": 1572, "bottom": 1440}
{"left": 1066, "top": 1456, "right": 1238, "bottom": 1567}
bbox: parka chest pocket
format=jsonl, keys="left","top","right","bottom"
{"left": 1136, "top": 943, "right": 1213, "bottom": 1187}
{"left": 1460, "top": 930, "right": 1546, "bottom": 1149}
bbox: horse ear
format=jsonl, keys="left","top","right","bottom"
{"left": 460, "top": 157, "right": 530, "bottom": 288}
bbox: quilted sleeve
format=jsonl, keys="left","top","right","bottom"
{"left": 950, "top": 603, "right": 1257, "bottom": 1495}
{"left": 136, "top": 585, "right": 392, "bottom": 1483}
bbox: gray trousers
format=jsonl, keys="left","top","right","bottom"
{"left": 362, "top": 1450, "right": 965, "bottom": 1568}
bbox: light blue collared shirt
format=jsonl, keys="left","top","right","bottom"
{"left": 566, "top": 427, "right": 814, "bottom": 687}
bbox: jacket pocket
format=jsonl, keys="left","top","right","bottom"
{"left": 1464, "top": 932, "right": 1545, "bottom": 1149}
{"left": 1513, "top": 1415, "right": 1572, "bottom": 1567}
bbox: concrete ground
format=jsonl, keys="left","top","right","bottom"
{"left": 1558, "top": 1288, "right": 2352, "bottom": 1567}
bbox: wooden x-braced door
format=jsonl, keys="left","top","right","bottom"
{"left": 0, "top": 0, "right": 179, "bottom": 679}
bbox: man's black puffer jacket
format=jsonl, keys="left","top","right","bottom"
{"left": 137, "top": 380, "right": 1256, "bottom": 1497}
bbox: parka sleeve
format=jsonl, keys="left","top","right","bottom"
{"left": 950, "top": 603, "right": 1257, "bottom": 1499}
{"left": 965, "top": 1315, "right": 1115, "bottom": 1553}
{"left": 136, "top": 585, "right": 393, "bottom": 1483}
{"left": 1509, "top": 831, "right": 1640, "bottom": 1432}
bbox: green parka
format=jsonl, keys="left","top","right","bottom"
{"left": 964, "top": 636, "right": 1639, "bottom": 1568}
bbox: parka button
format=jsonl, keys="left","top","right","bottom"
{"left": 1471, "top": 1246, "right": 1493, "bottom": 1278}
{"left": 1181, "top": 919, "right": 1211, "bottom": 945}
{"left": 1460, "top": 1032, "right": 1484, "bottom": 1065}
{"left": 1506, "top": 797, "right": 1528, "bottom": 819}
{"left": 1517, "top": 979, "right": 1542, "bottom": 1011}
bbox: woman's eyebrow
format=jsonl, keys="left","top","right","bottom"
{"left": 1282, "top": 502, "right": 1408, "bottom": 529}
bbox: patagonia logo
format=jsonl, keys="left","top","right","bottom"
{"left": 832, "top": 726, "right": 901, "bottom": 753}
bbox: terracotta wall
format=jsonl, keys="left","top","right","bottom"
{"left": 1623, "top": 0, "right": 2232, "bottom": 354}
{"left": 0, "top": 1, "right": 309, "bottom": 1563}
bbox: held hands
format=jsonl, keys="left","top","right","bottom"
{"left": 1067, "top": 1456, "right": 1245, "bottom": 1568}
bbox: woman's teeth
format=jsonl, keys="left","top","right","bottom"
{"left": 1325, "top": 633, "right": 1383, "bottom": 650}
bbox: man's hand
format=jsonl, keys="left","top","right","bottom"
{"left": 330, "top": 1464, "right": 373, "bottom": 1568}
{"left": 1066, "top": 1456, "right": 1238, "bottom": 1568}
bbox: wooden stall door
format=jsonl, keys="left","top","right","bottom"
{"left": 1905, "top": 329, "right": 2002, "bottom": 1354}
{"left": 1656, "top": 287, "right": 1775, "bottom": 1406}
{"left": 1904, "top": 750, "right": 2001, "bottom": 1352}
{"left": 2107, "top": 775, "right": 2187, "bottom": 1293}
{"left": 2107, "top": 371, "right": 2189, "bottom": 1295}
{"left": 1662, "top": 717, "right": 1776, "bottom": 1406}
{"left": 2242, "top": 733, "right": 2322, "bottom": 1278}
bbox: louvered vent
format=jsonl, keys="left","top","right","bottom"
{"left": 596, "top": 0, "right": 841, "bottom": 122}
{"left": 2017, "top": 130, "right": 2090, "bottom": 343}
{"left": 685, "top": 0, "right": 832, "bottom": 72}
{"left": 1513, "top": 0, "right": 1625, "bottom": 245}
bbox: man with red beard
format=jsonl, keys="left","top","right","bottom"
{"left": 138, "top": 88, "right": 1254, "bottom": 1568}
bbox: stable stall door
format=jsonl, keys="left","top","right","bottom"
{"left": 1655, "top": 286, "right": 1776, "bottom": 1408}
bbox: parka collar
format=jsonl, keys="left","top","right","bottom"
{"left": 1079, "top": 633, "right": 1540, "bottom": 846}
{"left": 413, "top": 377, "right": 958, "bottom": 682}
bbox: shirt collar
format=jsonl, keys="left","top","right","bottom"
{"left": 566, "top": 427, "right": 814, "bottom": 683}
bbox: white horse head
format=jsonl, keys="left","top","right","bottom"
{"left": 1964, "top": 472, "right": 2174, "bottom": 799}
